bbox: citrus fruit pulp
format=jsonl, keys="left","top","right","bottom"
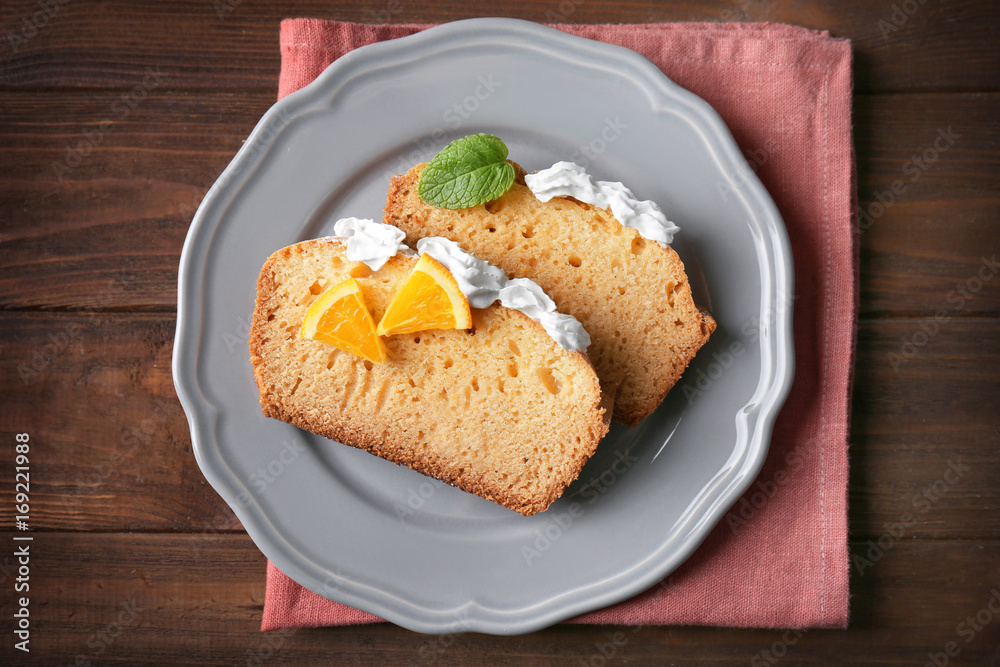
{"left": 376, "top": 254, "right": 472, "bottom": 337}
{"left": 300, "top": 277, "right": 387, "bottom": 364}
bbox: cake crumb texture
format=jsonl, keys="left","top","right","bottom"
{"left": 249, "top": 239, "right": 610, "bottom": 516}
{"left": 385, "top": 162, "right": 716, "bottom": 426}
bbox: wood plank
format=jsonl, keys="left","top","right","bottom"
{"left": 0, "top": 1, "right": 994, "bottom": 664}
{"left": 1, "top": 91, "right": 998, "bottom": 314}
{"left": 855, "top": 93, "right": 1000, "bottom": 317}
{"left": 0, "top": 91, "right": 265, "bottom": 310}
{"left": 0, "top": 312, "right": 997, "bottom": 539}
{"left": 850, "top": 317, "right": 1000, "bottom": 540}
{"left": 0, "top": 1, "right": 998, "bottom": 94}
{"left": 0, "top": 533, "right": 997, "bottom": 665}
{"left": 0, "top": 312, "right": 243, "bottom": 534}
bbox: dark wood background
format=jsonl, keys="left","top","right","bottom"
{"left": 1, "top": 0, "right": 998, "bottom": 665}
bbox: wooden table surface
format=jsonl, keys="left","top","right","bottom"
{"left": 1, "top": 1, "right": 998, "bottom": 665}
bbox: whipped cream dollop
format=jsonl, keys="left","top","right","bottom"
{"left": 496, "top": 279, "right": 591, "bottom": 352}
{"left": 415, "top": 237, "right": 506, "bottom": 309}
{"left": 524, "top": 161, "right": 680, "bottom": 246}
{"left": 417, "top": 237, "right": 591, "bottom": 352}
{"left": 332, "top": 217, "right": 409, "bottom": 271}
{"left": 327, "top": 219, "right": 590, "bottom": 351}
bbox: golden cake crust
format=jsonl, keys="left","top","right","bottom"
{"left": 384, "top": 162, "right": 716, "bottom": 426}
{"left": 249, "top": 239, "right": 610, "bottom": 516}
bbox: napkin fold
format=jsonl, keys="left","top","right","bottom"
{"left": 263, "top": 18, "right": 855, "bottom": 631}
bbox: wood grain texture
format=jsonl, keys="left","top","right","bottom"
{"left": 0, "top": 1, "right": 998, "bottom": 93}
{"left": 1, "top": 0, "right": 998, "bottom": 663}
{"left": 0, "top": 92, "right": 997, "bottom": 313}
{"left": 0, "top": 312, "right": 242, "bottom": 533}
{"left": 855, "top": 93, "right": 1000, "bottom": 317}
{"left": 0, "top": 533, "right": 998, "bottom": 666}
{"left": 0, "top": 313, "right": 996, "bottom": 540}
{"left": 850, "top": 317, "right": 1000, "bottom": 540}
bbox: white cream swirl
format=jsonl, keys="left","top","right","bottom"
{"left": 326, "top": 220, "right": 590, "bottom": 351}
{"left": 332, "top": 217, "right": 409, "bottom": 271}
{"left": 498, "top": 279, "right": 591, "bottom": 352}
{"left": 416, "top": 237, "right": 590, "bottom": 352}
{"left": 524, "top": 161, "right": 680, "bottom": 246}
{"left": 414, "top": 237, "right": 506, "bottom": 309}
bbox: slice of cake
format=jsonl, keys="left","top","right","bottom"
{"left": 249, "top": 234, "right": 610, "bottom": 516}
{"left": 384, "top": 161, "right": 716, "bottom": 426}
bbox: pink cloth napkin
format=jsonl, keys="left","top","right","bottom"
{"left": 263, "top": 18, "right": 855, "bottom": 631}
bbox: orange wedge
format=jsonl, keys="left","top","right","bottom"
{"left": 301, "top": 278, "right": 387, "bottom": 364}
{"left": 377, "top": 254, "right": 472, "bottom": 337}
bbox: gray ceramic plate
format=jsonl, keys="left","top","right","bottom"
{"left": 173, "top": 18, "right": 794, "bottom": 635}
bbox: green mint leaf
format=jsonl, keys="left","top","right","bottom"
{"left": 417, "top": 134, "right": 516, "bottom": 209}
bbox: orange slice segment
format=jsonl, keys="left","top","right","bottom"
{"left": 376, "top": 254, "right": 472, "bottom": 337}
{"left": 301, "top": 278, "right": 387, "bottom": 364}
